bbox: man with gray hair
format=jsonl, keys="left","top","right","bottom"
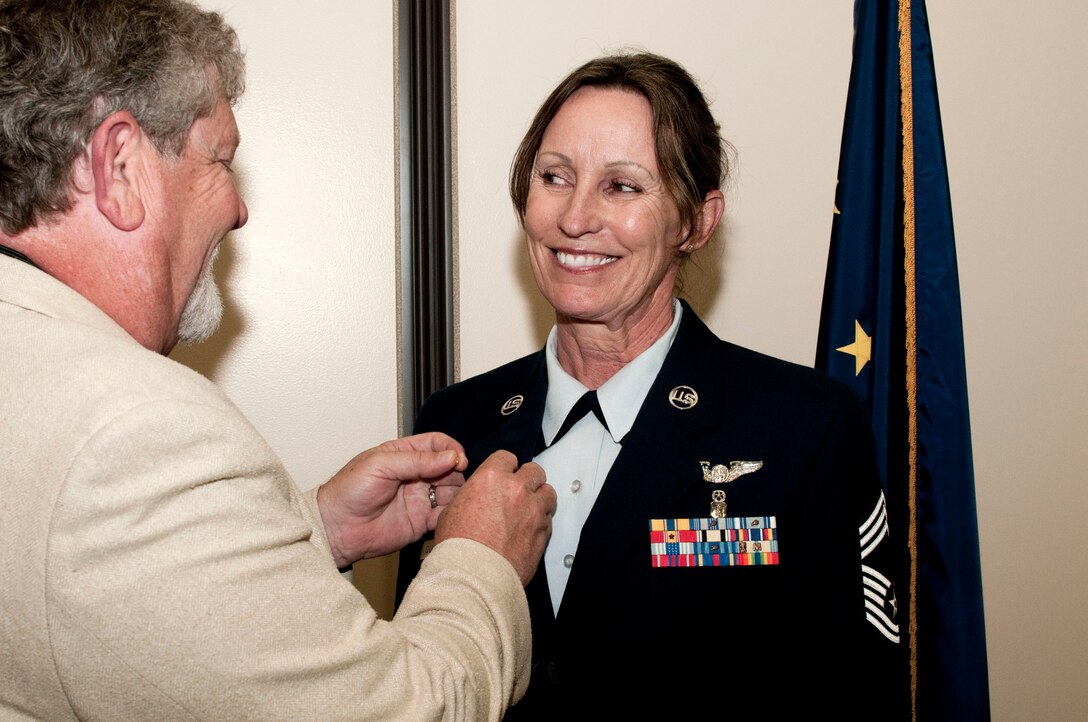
{"left": 0, "top": 0, "right": 555, "bottom": 719}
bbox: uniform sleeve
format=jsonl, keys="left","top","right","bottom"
{"left": 800, "top": 387, "right": 912, "bottom": 718}
{"left": 46, "top": 394, "right": 530, "bottom": 721}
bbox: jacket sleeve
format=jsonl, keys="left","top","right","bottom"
{"left": 393, "top": 385, "right": 460, "bottom": 610}
{"left": 47, "top": 392, "right": 530, "bottom": 721}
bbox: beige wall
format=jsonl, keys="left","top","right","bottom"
{"left": 937, "top": 4, "right": 1088, "bottom": 719}
{"left": 170, "top": 0, "right": 401, "bottom": 609}
{"left": 454, "top": 2, "right": 853, "bottom": 373}
{"left": 174, "top": 1, "right": 1087, "bottom": 719}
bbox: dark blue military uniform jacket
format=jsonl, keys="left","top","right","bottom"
{"left": 396, "top": 302, "right": 909, "bottom": 719}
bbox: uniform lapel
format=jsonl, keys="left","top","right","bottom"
{"left": 458, "top": 351, "right": 558, "bottom": 661}
{"left": 461, "top": 352, "right": 548, "bottom": 473}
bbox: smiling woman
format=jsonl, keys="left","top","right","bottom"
{"left": 396, "top": 50, "right": 911, "bottom": 718}
{"left": 523, "top": 87, "right": 709, "bottom": 356}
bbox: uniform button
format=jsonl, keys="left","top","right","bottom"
{"left": 563, "top": 554, "right": 574, "bottom": 568}
{"left": 570, "top": 479, "right": 582, "bottom": 493}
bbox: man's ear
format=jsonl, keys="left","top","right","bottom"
{"left": 685, "top": 189, "right": 725, "bottom": 253}
{"left": 90, "top": 111, "right": 147, "bottom": 231}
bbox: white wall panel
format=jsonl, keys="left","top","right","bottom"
{"left": 170, "top": 0, "right": 399, "bottom": 616}
{"left": 172, "top": 1, "right": 399, "bottom": 492}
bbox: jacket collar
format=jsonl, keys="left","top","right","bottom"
{"left": 0, "top": 254, "right": 135, "bottom": 346}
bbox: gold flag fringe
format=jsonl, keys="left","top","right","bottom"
{"left": 897, "top": 1, "right": 920, "bottom": 720}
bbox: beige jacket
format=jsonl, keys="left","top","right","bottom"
{"left": 0, "top": 255, "right": 529, "bottom": 721}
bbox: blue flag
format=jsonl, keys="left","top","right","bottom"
{"left": 815, "top": 1, "right": 990, "bottom": 719}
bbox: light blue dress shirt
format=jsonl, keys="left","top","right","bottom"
{"left": 534, "top": 298, "right": 684, "bottom": 616}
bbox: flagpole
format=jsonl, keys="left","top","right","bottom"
{"left": 897, "top": 0, "right": 919, "bottom": 719}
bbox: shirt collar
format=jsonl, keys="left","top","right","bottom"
{"left": 542, "top": 298, "right": 683, "bottom": 445}
{"left": 0, "top": 243, "right": 40, "bottom": 270}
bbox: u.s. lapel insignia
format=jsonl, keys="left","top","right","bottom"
{"left": 668, "top": 385, "right": 698, "bottom": 409}
{"left": 500, "top": 395, "right": 523, "bottom": 415}
{"left": 700, "top": 459, "right": 763, "bottom": 517}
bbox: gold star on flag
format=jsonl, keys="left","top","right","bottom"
{"left": 836, "top": 320, "right": 872, "bottom": 376}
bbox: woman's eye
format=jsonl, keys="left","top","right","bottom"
{"left": 610, "top": 180, "right": 641, "bottom": 193}
{"left": 540, "top": 171, "right": 569, "bottom": 187}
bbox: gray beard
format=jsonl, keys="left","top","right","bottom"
{"left": 175, "top": 246, "right": 223, "bottom": 346}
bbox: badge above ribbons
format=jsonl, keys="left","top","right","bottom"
{"left": 648, "top": 459, "right": 776, "bottom": 568}
{"left": 700, "top": 459, "right": 763, "bottom": 517}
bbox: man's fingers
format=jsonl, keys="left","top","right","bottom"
{"left": 427, "top": 482, "right": 460, "bottom": 506}
{"left": 369, "top": 448, "right": 465, "bottom": 485}
{"left": 473, "top": 448, "right": 518, "bottom": 474}
{"left": 516, "top": 460, "right": 547, "bottom": 490}
{"left": 472, "top": 454, "right": 548, "bottom": 500}
{"left": 531, "top": 474, "right": 557, "bottom": 516}
{"left": 381, "top": 432, "right": 467, "bottom": 465}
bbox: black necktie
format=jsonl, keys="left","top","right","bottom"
{"left": 536, "top": 390, "right": 609, "bottom": 455}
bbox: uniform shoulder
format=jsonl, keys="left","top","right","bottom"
{"left": 425, "top": 350, "right": 541, "bottom": 405}
{"left": 678, "top": 304, "right": 857, "bottom": 408}
{"left": 719, "top": 339, "right": 862, "bottom": 409}
{"left": 414, "top": 350, "right": 543, "bottom": 432}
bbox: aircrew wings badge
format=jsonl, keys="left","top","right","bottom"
{"left": 700, "top": 459, "right": 763, "bottom": 518}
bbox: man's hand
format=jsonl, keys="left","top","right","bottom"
{"left": 317, "top": 432, "right": 469, "bottom": 568}
{"left": 435, "top": 450, "right": 556, "bottom": 585}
